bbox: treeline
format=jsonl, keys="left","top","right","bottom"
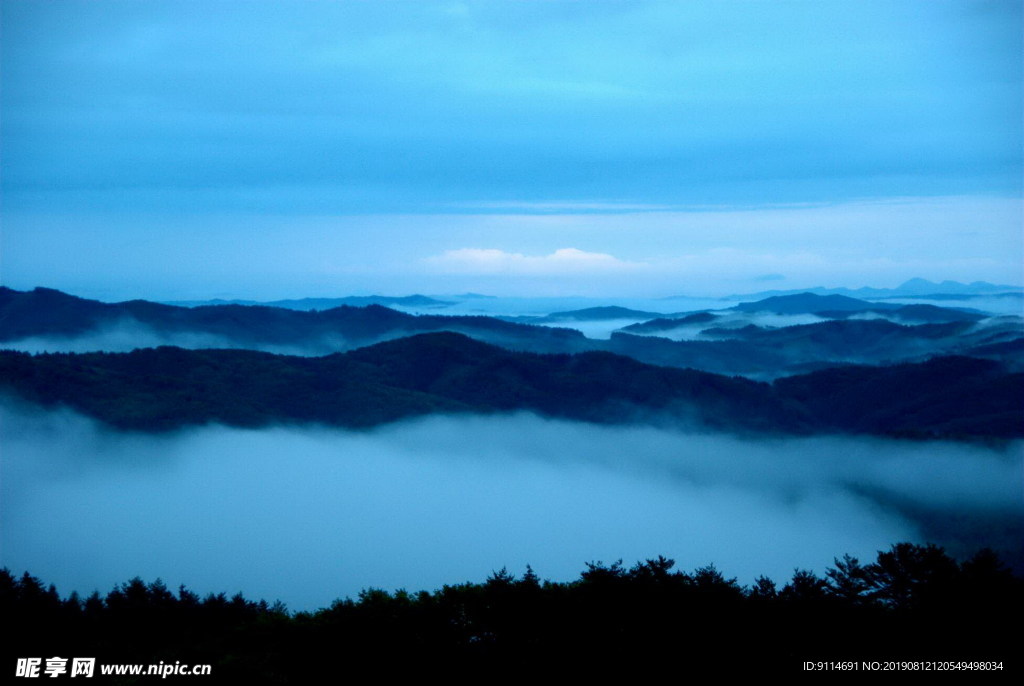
{"left": 3, "top": 543, "right": 1020, "bottom": 680}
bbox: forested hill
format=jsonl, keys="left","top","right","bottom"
{"left": 3, "top": 287, "right": 1022, "bottom": 380}
{"left": 0, "top": 286, "right": 584, "bottom": 352}
{"left": 1, "top": 332, "right": 1019, "bottom": 438}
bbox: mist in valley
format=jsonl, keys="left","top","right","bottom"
{"left": 0, "top": 319, "right": 362, "bottom": 357}
{"left": 2, "top": 404, "right": 1019, "bottom": 612}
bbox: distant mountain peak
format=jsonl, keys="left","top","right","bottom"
{"left": 727, "top": 278, "right": 1023, "bottom": 301}
{"left": 733, "top": 292, "right": 881, "bottom": 314}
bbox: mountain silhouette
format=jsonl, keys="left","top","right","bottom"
{"left": 1, "top": 332, "right": 1018, "bottom": 438}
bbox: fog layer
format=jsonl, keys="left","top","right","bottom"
{"left": 0, "top": 319, "right": 355, "bottom": 356}
{"left": 2, "top": 406, "right": 1019, "bottom": 611}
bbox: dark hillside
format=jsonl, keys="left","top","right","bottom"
{"left": 1, "top": 333, "right": 1018, "bottom": 438}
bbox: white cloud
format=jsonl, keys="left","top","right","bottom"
{"left": 446, "top": 200, "right": 674, "bottom": 212}
{"left": 424, "top": 247, "right": 647, "bottom": 275}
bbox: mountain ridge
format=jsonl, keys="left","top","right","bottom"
{"left": 723, "top": 278, "right": 1023, "bottom": 301}
{"left": 3, "top": 286, "right": 1020, "bottom": 379}
{"left": 1, "top": 332, "right": 1018, "bottom": 439}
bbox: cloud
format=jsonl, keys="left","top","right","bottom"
{"left": 3, "top": 2, "right": 1019, "bottom": 217}
{"left": 424, "top": 247, "right": 646, "bottom": 275}
{"left": 3, "top": 195, "right": 1019, "bottom": 300}
{"left": 3, "top": 407, "right": 1019, "bottom": 611}
{"left": 447, "top": 201, "right": 675, "bottom": 213}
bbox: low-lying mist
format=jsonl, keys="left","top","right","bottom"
{"left": 626, "top": 312, "right": 830, "bottom": 341}
{"left": 0, "top": 320, "right": 355, "bottom": 356}
{"left": 540, "top": 318, "right": 649, "bottom": 339}
{"left": 2, "top": 404, "right": 1019, "bottom": 611}
{"left": 882, "top": 295, "right": 1024, "bottom": 316}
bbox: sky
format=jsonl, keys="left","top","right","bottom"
{"left": 1, "top": 0, "right": 1021, "bottom": 299}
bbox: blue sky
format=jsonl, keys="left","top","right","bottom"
{"left": 2, "top": 1, "right": 1021, "bottom": 299}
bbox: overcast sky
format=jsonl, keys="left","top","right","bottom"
{"left": 2, "top": 1, "right": 1021, "bottom": 299}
